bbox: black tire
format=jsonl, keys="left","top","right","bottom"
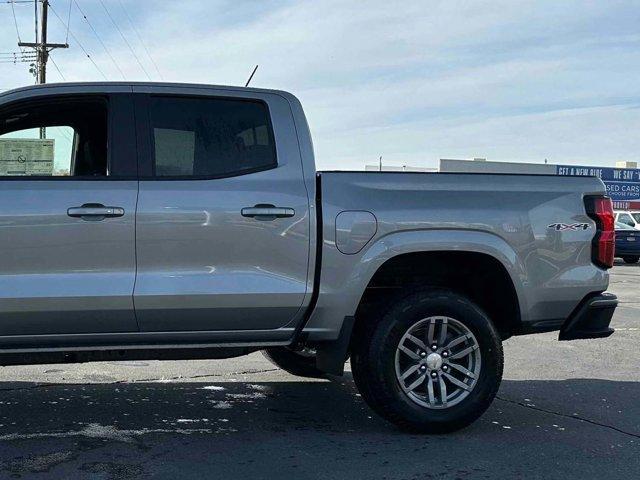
{"left": 623, "top": 256, "right": 639, "bottom": 264}
{"left": 351, "top": 288, "right": 503, "bottom": 433}
{"left": 262, "top": 347, "right": 325, "bottom": 378}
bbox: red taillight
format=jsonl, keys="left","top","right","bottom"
{"left": 585, "top": 196, "right": 615, "bottom": 269}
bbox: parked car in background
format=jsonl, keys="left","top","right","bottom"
{"left": 614, "top": 211, "right": 640, "bottom": 230}
{"left": 615, "top": 221, "right": 640, "bottom": 264}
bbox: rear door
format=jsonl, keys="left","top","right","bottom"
{"left": 0, "top": 90, "right": 139, "bottom": 336}
{"left": 133, "top": 87, "right": 311, "bottom": 332}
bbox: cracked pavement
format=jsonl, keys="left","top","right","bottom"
{"left": 0, "top": 262, "right": 638, "bottom": 479}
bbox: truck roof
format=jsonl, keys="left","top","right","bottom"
{"left": 0, "top": 81, "right": 294, "bottom": 99}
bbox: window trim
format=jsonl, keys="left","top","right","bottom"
{"left": 136, "top": 93, "right": 278, "bottom": 181}
{"left": 0, "top": 93, "right": 137, "bottom": 181}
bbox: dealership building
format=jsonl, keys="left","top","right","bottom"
{"left": 438, "top": 159, "right": 640, "bottom": 211}
{"left": 366, "top": 159, "right": 640, "bottom": 211}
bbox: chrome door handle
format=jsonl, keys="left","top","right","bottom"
{"left": 241, "top": 204, "right": 295, "bottom": 220}
{"left": 67, "top": 203, "right": 125, "bottom": 221}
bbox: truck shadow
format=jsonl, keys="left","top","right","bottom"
{"left": 0, "top": 377, "right": 638, "bottom": 478}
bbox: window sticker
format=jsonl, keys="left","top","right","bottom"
{"left": 0, "top": 138, "right": 54, "bottom": 176}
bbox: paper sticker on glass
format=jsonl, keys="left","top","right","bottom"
{"left": 0, "top": 138, "right": 54, "bottom": 176}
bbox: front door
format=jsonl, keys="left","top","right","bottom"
{"left": 133, "top": 91, "right": 311, "bottom": 332}
{"left": 0, "top": 92, "right": 139, "bottom": 336}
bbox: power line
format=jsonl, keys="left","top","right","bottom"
{"left": 49, "top": 53, "right": 66, "bottom": 80}
{"left": 0, "top": 53, "right": 37, "bottom": 59}
{"left": 0, "top": 59, "right": 37, "bottom": 64}
{"left": 9, "top": 0, "right": 22, "bottom": 45}
{"left": 0, "top": 53, "right": 37, "bottom": 58}
{"left": 117, "top": 0, "right": 162, "bottom": 80}
{"left": 65, "top": 0, "right": 72, "bottom": 43}
{"left": 0, "top": 51, "right": 36, "bottom": 56}
{"left": 48, "top": 2, "right": 107, "bottom": 80}
{"left": 73, "top": 0, "right": 126, "bottom": 79}
{"left": 34, "top": 0, "right": 38, "bottom": 46}
{"left": 0, "top": 60, "right": 36, "bottom": 64}
{"left": 97, "top": 0, "right": 151, "bottom": 79}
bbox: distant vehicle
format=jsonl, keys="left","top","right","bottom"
{"left": 0, "top": 82, "right": 619, "bottom": 434}
{"left": 615, "top": 221, "right": 640, "bottom": 264}
{"left": 614, "top": 211, "right": 640, "bottom": 230}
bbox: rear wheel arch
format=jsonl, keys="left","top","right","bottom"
{"left": 352, "top": 250, "right": 522, "bottom": 341}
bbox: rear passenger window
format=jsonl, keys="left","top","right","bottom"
{"left": 149, "top": 97, "right": 276, "bottom": 178}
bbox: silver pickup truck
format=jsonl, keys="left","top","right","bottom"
{"left": 0, "top": 82, "right": 618, "bottom": 433}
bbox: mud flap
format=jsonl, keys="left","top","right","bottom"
{"left": 315, "top": 316, "right": 355, "bottom": 375}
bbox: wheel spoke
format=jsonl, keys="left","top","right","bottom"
{"left": 406, "top": 374, "right": 426, "bottom": 392}
{"left": 446, "top": 362, "right": 476, "bottom": 379}
{"left": 400, "top": 364, "right": 420, "bottom": 381}
{"left": 444, "top": 334, "right": 469, "bottom": 351}
{"left": 399, "top": 344, "right": 420, "bottom": 360}
{"left": 442, "top": 372, "right": 471, "bottom": 391}
{"left": 427, "top": 318, "right": 436, "bottom": 345}
{"left": 427, "top": 376, "right": 436, "bottom": 405}
{"left": 438, "top": 375, "right": 448, "bottom": 406}
{"left": 449, "top": 344, "right": 477, "bottom": 360}
{"left": 438, "top": 318, "right": 448, "bottom": 346}
{"left": 406, "top": 334, "right": 427, "bottom": 351}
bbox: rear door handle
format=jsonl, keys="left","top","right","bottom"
{"left": 241, "top": 204, "right": 295, "bottom": 220}
{"left": 67, "top": 203, "right": 125, "bottom": 221}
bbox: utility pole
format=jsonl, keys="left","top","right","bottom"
{"left": 18, "top": 0, "right": 68, "bottom": 137}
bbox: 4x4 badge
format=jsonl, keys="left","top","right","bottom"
{"left": 547, "top": 223, "right": 591, "bottom": 231}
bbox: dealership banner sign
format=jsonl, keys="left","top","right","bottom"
{"left": 556, "top": 164, "right": 640, "bottom": 210}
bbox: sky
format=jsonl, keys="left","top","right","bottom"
{"left": 1, "top": 0, "right": 639, "bottom": 170}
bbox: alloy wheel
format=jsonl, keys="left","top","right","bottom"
{"left": 394, "top": 316, "right": 481, "bottom": 409}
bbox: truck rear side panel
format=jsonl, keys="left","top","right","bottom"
{"left": 303, "top": 171, "right": 609, "bottom": 340}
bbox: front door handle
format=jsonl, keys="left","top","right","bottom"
{"left": 67, "top": 203, "right": 125, "bottom": 221}
{"left": 241, "top": 204, "right": 295, "bottom": 221}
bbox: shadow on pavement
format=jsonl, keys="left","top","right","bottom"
{"left": 0, "top": 377, "right": 638, "bottom": 479}
{"left": 613, "top": 259, "right": 640, "bottom": 267}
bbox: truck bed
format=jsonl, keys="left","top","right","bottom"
{"left": 302, "top": 171, "right": 608, "bottom": 340}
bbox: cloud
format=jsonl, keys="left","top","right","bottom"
{"left": 1, "top": 0, "right": 639, "bottom": 169}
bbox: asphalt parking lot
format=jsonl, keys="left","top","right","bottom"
{"left": 0, "top": 264, "right": 638, "bottom": 480}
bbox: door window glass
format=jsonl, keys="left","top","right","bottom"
{"left": 0, "top": 126, "right": 75, "bottom": 176}
{"left": 149, "top": 96, "right": 276, "bottom": 178}
{"left": 0, "top": 98, "right": 108, "bottom": 177}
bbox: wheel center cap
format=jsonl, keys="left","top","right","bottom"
{"left": 426, "top": 352, "right": 443, "bottom": 370}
